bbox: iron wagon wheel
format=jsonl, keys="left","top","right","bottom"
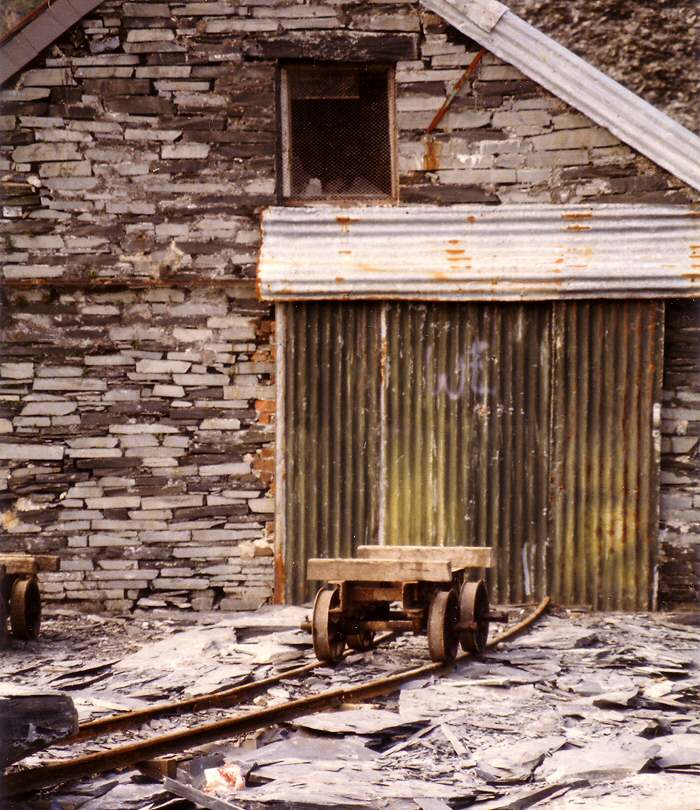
{"left": 459, "top": 579, "right": 490, "bottom": 654}
{"left": 10, "top": 576, "right": 42, "bottom": 641}
{"left": 427, "top": 588, "right": 459, "bottom": 663}
{"left": 346, "top": 625, "right": 375, "bottom": 652}
{"left": 312, "top": 586, "right": 345, "bottom": 663}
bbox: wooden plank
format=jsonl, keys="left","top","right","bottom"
{"left": 33, "top": 554, "right": 60, "bottom": 572}
{"left": 243, "top": 32, "right": 419, "bottom": 62}
{"left": 356, "top": 545, "right": 494, "bottom": 568}
{"left": 0, "top": 554, "right": 58, "bottom": 574}
{"left": 163, "top": 777, "right": 245, "bottom": 810}
{"left": 307, "top": 558, "right": 452, "bottom": 583}
{"left": 0, "top": 555, "right": 38, "bottom": 575}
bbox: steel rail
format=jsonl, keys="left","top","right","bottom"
{"left": 3, "top": 597, "right": 549, "bottom": 798}
{"left": 69, "top": 632, "right": 396, "bottom": 743}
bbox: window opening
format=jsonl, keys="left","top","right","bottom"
{"left": 281, "top": 64, "right": 395, "bottom": 202}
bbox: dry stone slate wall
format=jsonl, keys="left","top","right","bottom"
{"left": 659, "top": 302, "right": 700, "bottom": 607}
{"left": 0, "top": 0, "right": 698, "bottom": 609}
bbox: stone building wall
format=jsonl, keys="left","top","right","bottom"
{"left": 1, "top": 0, "right": 698, "bottom": 610}
{"left": 659, "top": 301, "right": 700, "bottom": 607}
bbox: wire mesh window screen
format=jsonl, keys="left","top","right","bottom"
{"left": 283, "top": 65, "right": 394, "bottom": 201}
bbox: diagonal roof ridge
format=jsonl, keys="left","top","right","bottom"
{"left": 421, "top": 0, "right": 700, "bottom": 192}
{"left": 0, "top": 0, "right": 104, "bottom": 86}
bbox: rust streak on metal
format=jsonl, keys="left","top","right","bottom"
{"left": 336, "top": 216, "right": 359, "bottom": 234}
{"left": 562, "top": 212, "right": 593, "bottom": 221}
{"left": 422, "top": 137, "right": 442, "bottom": 171}
{"left": 4, "top": 598, "right": 550, "bottom": 797}
{"left": 273, "top": 542, "right": 286, "bottom": 605}
{"left": 426, "top": 48, "right": 487, "bottom": 134}
{"left": 566, "top": 224, "right": 592, "bottom": 232}
{"left": 0, "top": 0, "right": 50, "bottom": 45}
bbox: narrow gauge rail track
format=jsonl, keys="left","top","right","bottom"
{"left": 3, "top": 597, "right": 550, "bottom": 798}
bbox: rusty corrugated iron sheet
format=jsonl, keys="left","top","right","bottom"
{"left": 380, "top": 302, "right": 551, "bottom": 604}
{"left": 422, "top": 0, "right": 700, "bottom": 193}
{"left": 258, "top": 205, "right": 700, "bottom": 302}
{"left": 548, "top": 300, "right": 665, "bottom": 610}
{"left": 281, "top": 300, "right": 663, "bottom": 609}
{"left": 281, "top": 302, "right": 382, "bottom": 604}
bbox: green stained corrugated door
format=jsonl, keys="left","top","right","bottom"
{"left": 281, "top": 300, "right": 663, "bottom": 609}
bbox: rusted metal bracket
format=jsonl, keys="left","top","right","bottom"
{"left": 426, "top": 48, "right": 487, "bottom": 134}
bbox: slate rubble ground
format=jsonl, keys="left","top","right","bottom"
{"left": 2, "top": 0, "right": 700, "bottom": 615}
{"left": 2, "top": 605, "right": 700, "bottom": 809}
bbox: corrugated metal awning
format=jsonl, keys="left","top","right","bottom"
{"left": 258, "top": 204, "right": 700, "bottom": 301}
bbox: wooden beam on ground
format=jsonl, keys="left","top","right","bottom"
{"left": 356, "top": 545, "right": 494, "bottom": 569}
{"left": 307, "top": 558, "right": 452, "bottom": 583}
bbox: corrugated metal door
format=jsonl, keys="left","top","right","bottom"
{"left": 280, "top": 303, "right": 382, "bottom": 603}
{"left": 548, "top": 301, "right": 664, "bottom": 610}
{"left": 381, "top": 303, "right": 551, "bottom": 604}
{"left": 281, "top": 300, "right": 663, "bottom": 608}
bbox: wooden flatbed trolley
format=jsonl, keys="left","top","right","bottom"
{"left": 307, "top": 545, "right": 500, "bottom": 663}
{"left": 0, "top": 554, "right": 58, "bottom": 649}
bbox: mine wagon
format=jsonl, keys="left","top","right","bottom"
{"left": 307, "top": 545, "right": 504, "bottom": 663}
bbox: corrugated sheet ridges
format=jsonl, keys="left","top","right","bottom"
{"left": 258, "top": 206, "right": 700, "bottom": 302}
{"left": 549, "top": 301, "right": 664, "bottom": 609}
{"left": 282, "top": 303, "right": 381, "bottom": 603}
{"left": 281, "top": 301, "right": 663, "bottom": 609}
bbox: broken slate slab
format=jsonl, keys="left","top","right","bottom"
{"left": 291, "top": 708, "right": 428, "bottom": 737}
{"left": 651, "top": 733, "right": 700, "bottom": 769}
{"left": 537, "top": 737, "right": 656, "bottom": 783}
{"left": 475, "top": 735, "right": 566, "bottom": 784}
{"left": 0, "top": 685, "right": 78, "bottom": 766}
{"left": 238, "top": 730, "right": 378, "bottom": 764}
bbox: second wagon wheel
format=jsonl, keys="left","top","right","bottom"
{"left": 0, "top": 590, "right": 8, "bottom": 650}
{"left": 346, "top": 624, "right": 375, "bottom": 652}
{"left": 311, "top": 586, "right": 345, "bottom": 663}
{"left": 458, "top": 579, "right": 490, "bottom": 653}
{"left": 427, "top": 589, "right": 459, "bottom": 663}
{"left": 10, "top": 576, "right": 42, "bottom": 641}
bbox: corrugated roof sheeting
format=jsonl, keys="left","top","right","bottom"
{"left": 258, "top": 205, "right": 700, "bottom": 302}
{"left": 421, "top": 0, "right": 700, "bottom": 193}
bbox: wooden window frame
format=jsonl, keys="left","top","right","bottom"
{"left": 278, "top": 62, "right": 398, "bottom": 205}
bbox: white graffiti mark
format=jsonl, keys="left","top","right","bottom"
{"left": 425, "top": 340, "right": 490, "bottom": 400}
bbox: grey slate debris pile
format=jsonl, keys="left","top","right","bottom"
{"left": 2, "top": 605, "right": 700, "bottom": 809}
